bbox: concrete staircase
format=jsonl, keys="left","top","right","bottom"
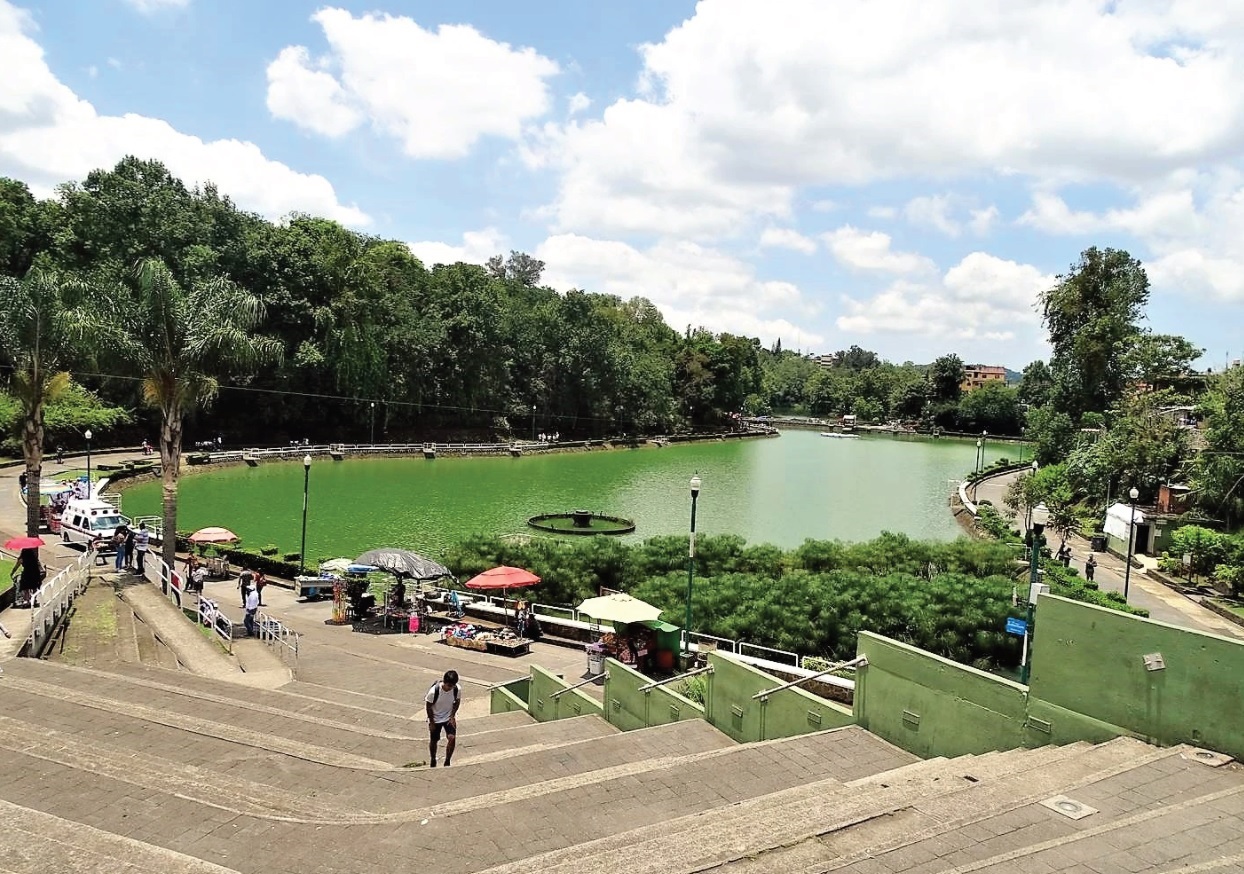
{"left": 3, "top": 633, "right": 1244, "bottom": 873}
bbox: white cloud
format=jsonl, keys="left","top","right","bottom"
{"left": 810, "top": 199, "right": 838, "bottom": 213}
{"left": 528, "top": 0, "right": 1244, "bottom": 239}
{"left": 567, "top": 92, "right": 591, "bottom": 115}
{"left": 837, "top": 252, "right": 1054, "bottom": 340}
{"left": 122, "top": 0, "right": 189, "bottom": 12}
{"left": 903, "top": 194, "right": 960, "bottom": 237}
{"left": 408, "top": 228, "right": 507, "bottom": 266}
{"left": 759, "top": 227, "right": 816, "bottom": 254}
{"left": 866, "top": 206, "right": 897, "bottom": 220}
{"left": 823, "top": 226, "right": 936, "bottom": 275}
{"left": 268, "top": 8, "right": 559, "bottom": 160}
{"left": 969, "top": 205, "right": 999, "bottom": 236}
{"left": 536, "top": 233, "right": 820, "bottom": 347}
{"left": 0, "top": 3, "right": 367, "bottom": 225}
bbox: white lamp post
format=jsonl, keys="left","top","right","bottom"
{"left": 299, "top": 455, "right": 312, "bottom": 575}
{"left": 684, "top": 474, "right": 702, "bottom": 653}
{"left": 84, "top": 429, "right": 93, "bottom": 497}
{"left": 1123, "top": 486, "right": 1140, "bottom": 601}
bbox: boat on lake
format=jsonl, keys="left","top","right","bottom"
{"left": 820, "top": 432, "right": 860, "bottom": 439}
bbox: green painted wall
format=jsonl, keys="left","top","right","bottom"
{"left": 489, "top": 677, "right": 531, "bottom": 715}
{"left": 1029, "top": 594, "right": 1244, "bottom": 757}
{"left": 527, "top": 664, "right": 604, "bottom": 723}
{"left": 706, "top": 652, "right": 854, "bottom": 743}
{"left": 601, "top": 658, "right": 704, "bottom": 731}
{"left": 854, "top": 632, "right": 1029, "bottom": 759}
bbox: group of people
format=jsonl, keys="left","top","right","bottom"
{"left": 103, "top": 522, "right": 150, "bottom": 574}
{"left": 536, "top": 432, "right": 560, "bottom": 443}
{"left": 1054, "top": 541, "right": 1097, "bottom": 581}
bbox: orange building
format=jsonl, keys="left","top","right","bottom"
{"left": 961, "top": 364, "right": 1007, "bottom": 392}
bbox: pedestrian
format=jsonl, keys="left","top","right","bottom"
{"left": 134, "top": 522, "right": 150, "bottom": 575}
{"left": 55, "top": 445, "right": 64, "bottom": 464}
{"left": 426, "top": 670, "right": 461, "bottom": 768}
{"left": 13, "top": 548, "right": 45, "bottom": 608}
{"left": 254, "top": 571, "right": 267, "bottom": 607}
{"left": 1085, "top": 554, "right": 1097, "bottom": 582}
{"left": 18, "top": 471, "right": 27, "bottom": 490}
{"left": 124, "top": 526, "right": 137, "bottom": 570}
{"left": 113, "top": 526, "right": 129, "bottom": 571}
{"left": 238, "top": 567, "right": 254, "bottom": 607}
{"left": 244, "top": 586, "right": 259, "bottom": 636}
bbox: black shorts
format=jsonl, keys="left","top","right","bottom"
{"left": 430, "top": 720, "right": 457, "bottom": 742}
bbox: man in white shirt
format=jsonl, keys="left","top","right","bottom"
{"left": 244, "top": 588, "right": 259, "bottom": 637}
{"left": 425, "top": 670, "right": 461, "bottom": 767}
{"left": 134, "top": 523, "right": 150, "bottom": 574}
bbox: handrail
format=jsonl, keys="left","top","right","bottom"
{"left": 550, "top": 672, "right": 608, "bottom": 699}
{"left": 637, "top": 664, "right": 713, "bottom": 692}
{"left": 751, "top": 656, "right": 867, "bottom": 700}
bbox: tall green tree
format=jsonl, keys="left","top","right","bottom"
{"left": 1193, "top": 366, "right": 1244, "bottom": 527}
{"left": 0, "top": 270, "right": 93, "bottom": 535}
{"left": 106, "top": 260, "right": 281, "bottom": 570}
{"left": 1039, "top": 247, "right": 1149, "bottom": 420}
{"left": 927, "top": 354, "right": 965, "bottom": 404}
{"left": 1017, "top": 360, "right": 1054, "bottom": 409}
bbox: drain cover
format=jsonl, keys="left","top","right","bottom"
{"left": 1184, "top": 748, "right": 1234, "bottom": 768}
{"left": 1040, "top": 795, "right": 1098, "bottom": 820}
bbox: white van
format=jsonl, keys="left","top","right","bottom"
{"left": 59, "top": 498, "right": 130, "bottom": 552}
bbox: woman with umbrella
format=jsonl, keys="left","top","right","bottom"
{"left": 7, "top": 538, "right": 47, "bottom": 608}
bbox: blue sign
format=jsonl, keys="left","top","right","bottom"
{"left": 1006, "top": 617, "right": 1029, "bottom": 636}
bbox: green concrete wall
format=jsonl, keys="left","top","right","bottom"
{"left": 854, "top": 632, "right": 1029, "bottom": 759}
{"left": 706, "top": 652, "right": 854, "bottom": 743}
{"left": 527, "top": 664, "right": 604, "bottom": 723}
{"left": 1029, "top": 594, "right": 1244, "bottom": 757}
{"left": 601, "top": 659, "right": 704, "bottom": 731}
{"left": 489, "top": 677, "right": 531, "bottom": 715}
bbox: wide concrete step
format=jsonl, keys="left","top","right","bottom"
{"left": 475, "top": 738, "right": 1165, "bottom": 874}
{"left": 0, "top": 798, "right": 240, "bottom": 874}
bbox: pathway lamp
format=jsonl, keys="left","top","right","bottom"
{"left": 1123, "top": 486, "right": 1140, "bottom": 601}
{"left": 299, "top": 454, "right": 312, "bottom": 575}
{"left": 369, "top": 401, "right": 375, "bottom": 445}
{"left": 975, "top": 439, "right": 983, "bottom": 475}
{"left": 684, "top": 474, "right": 701, "bottom": 654}
{"left": 1021, "top": 500, "right": 1049, "bottom": 685}
{"left": 84, "top": 429, "right": 93, "bottom": 497}
{"left": 532, "top": 404, "right": 537, "bottom": 443}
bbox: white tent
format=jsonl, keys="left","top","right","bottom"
{"left": 1103, "top": 503, "right": 1146, "bottom": 542}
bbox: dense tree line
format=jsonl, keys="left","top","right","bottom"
{"left": 0, "top": 159, "right": 768, "bottom": 447}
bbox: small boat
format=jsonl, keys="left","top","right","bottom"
{"left": 820, "top": 432, "right": 860, "bottom": 439}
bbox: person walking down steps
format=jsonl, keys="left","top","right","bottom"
{"left": 426, "top": 670, "right": 461, "bottom": 768}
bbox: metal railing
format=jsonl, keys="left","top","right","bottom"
{"left": 255, "top": 611, "right": 299, "bottom": 671}
{"left": 197, "top": 598, "right": 234, "bottom": 653}
{"left": 550, "top": 672, "right": 608, "bottom": 699}
{"left": 637, "top": 664, "right": 713, "bottom": 692}
{"left": 144, "top": 554, "right": 189, "bottom": 612}
{"left": 739, "top": 641, "right": 800, "bottom": 667}
{"left": 23, "top": 551, "right": 93, "bottom": 657}
{"left": 750, "top": 656, "right": 867, "bottom": 700}
{"left": 199, "top": 441, "right": 561, "bottom": 465}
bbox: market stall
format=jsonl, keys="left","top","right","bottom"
{"left": 441, "top": 621, "right": 531, "bottom": 657}
{"left": 576, "top": 593, "right": 678, "bottom": 676}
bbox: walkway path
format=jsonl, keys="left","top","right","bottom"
{"left": 973, "top": 469, "right": 1244, "bottom": 638}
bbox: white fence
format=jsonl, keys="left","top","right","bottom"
{"left": 197, "top": 598, "right": 234, "bottom": 653}
{"left": 24, "top": 551, "right": 92, "bottom": 657}
{"left": 255, "top": 611, "right": 299, "bottom": 669}
{"left": 198, "top": 441, "right": 556, "bottom": 465}
{"left": 143, "top": 553, "right": 191, "bottom": 613}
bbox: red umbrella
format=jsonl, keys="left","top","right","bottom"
{"left": 464, "top": 566, "right": 540, "bottom": 590}
{"left": 464, "top": 566, "right": 540, "bottom": 627}
{"left": 3, "top": 535, "right": 44, "bottom": 551}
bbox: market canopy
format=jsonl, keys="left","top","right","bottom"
{"left": 188, "top": 527, "right": 239, "bottom": 544}
{"left": 577, "top": 593, "right": 662, "bottom": 625}
{"left": 319, "top": 558, "right": 354, "bottom": 573}
{"left": 464, "top": 566, "right": 540, "bottom": 591}
{"left": 353, "top": 548, "right": 451, "bottom": 581}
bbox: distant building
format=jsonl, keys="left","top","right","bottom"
{"left": 814, "top": 354, "right": 838, "bottom": 369}
{"left": 960, "top": 364, "right": 1007, "bottom": 392}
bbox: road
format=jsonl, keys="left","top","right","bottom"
{"left": 972, "top": 469, "right": 1244, "bottom": 639}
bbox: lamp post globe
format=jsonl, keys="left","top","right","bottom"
{"left": 299, "top": 454, "right": 312, "bottom": 575}
{"left": 84, "top": 429, "right": 93, "bottom": 496}
{"left": 1124, "top": 487, "right": 1140, "bottom": 601}
{"left": 369, "top": 401, "right": 375, "bottom": 445}
{"left": 684, "top": 474, "right": 702, "bottom": 654}
{"left": 975, "top": 438, "right": 982, "bottom": 475}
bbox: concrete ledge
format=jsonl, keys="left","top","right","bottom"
{"left": 116, "top": 579, "right": 242, "bottom": 682}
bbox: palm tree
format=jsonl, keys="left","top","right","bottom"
{"left": 110, "top": 260, "right": 281, "bottom": 573}
{"left": 0, "top": 271, "right": 91, "bottom": 537}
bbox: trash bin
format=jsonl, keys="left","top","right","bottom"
{"left": 1090, "top": 533, "right": 1107, "bottom": 552}
{"left": 586, "top": 643, "right": 606, "bottom": 675}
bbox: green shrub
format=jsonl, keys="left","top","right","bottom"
{"left": 283, "top": 552, "right": 301, "bottom": 563}
{"left": 260, "top": 544, "right": 279, "bottom": 557}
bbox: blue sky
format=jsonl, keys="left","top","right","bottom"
{"left": 3, "top": 0, "right": 1243, "bottom": 370}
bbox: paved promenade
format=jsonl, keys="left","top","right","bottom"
{"left": 972, "top": 469, "right": 1244, "bottom": 638}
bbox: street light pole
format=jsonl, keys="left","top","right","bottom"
{"left": 1021, "top": 501, "right": 1048, "bottom": 685}
{"left": 84, "top": 429, "right": 93, "bottom": 497}
{"left": 299, "top": 455, "right": 312, "bottom": 575}
{"left": 684, "top": 474, "right": 702, "bottom": 654}
{"left": 975, "top": 438, "right": 983, "bottom": 475}
{"left": 369, "top": 402, "right": 375, "bottom": 445}
{"left": 1123, "top": 486, "right": 1140, "bottom": 601}
{"left": 532, "top": 404, "right": 537, "bottom": 443}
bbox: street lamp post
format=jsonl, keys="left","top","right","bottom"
{"left": 684, "top": 474, "right": 702, "bottom": 654}
{"left": 84, "top": 429, "right": 93, "bottom": 497}
{"left": 532, "top": 404, "right": 537, "bottom": 443}
{"left": 1123, "top": 486, "right": 1140, "bottom": 601}
{"left": 1021, "top": 501, "right": 1049, "bottom": 685}
{"left": 975, "top": 438, "right": 983, "bottom": 475}
{"left": 369, "top": 402, "right": 375, "bottom": 445}
{"left": 299, "top": 455, "right": 312, "bottom": 575}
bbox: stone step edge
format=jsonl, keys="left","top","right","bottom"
{"left": 2, "top": 676, "right": 392, "bottom": 771}
{"left": 0, "top": 797, "right": 242, "bottom": 874}
{"left": 476, "top": 738, "right": 1145, "bottom": 874}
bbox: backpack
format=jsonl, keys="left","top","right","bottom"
{"left": 430, "top": 682, "right": 460, "bottom": 706}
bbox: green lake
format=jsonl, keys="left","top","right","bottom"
{"left": 117, "top": 430, "right": 1022, "bottom": 560}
